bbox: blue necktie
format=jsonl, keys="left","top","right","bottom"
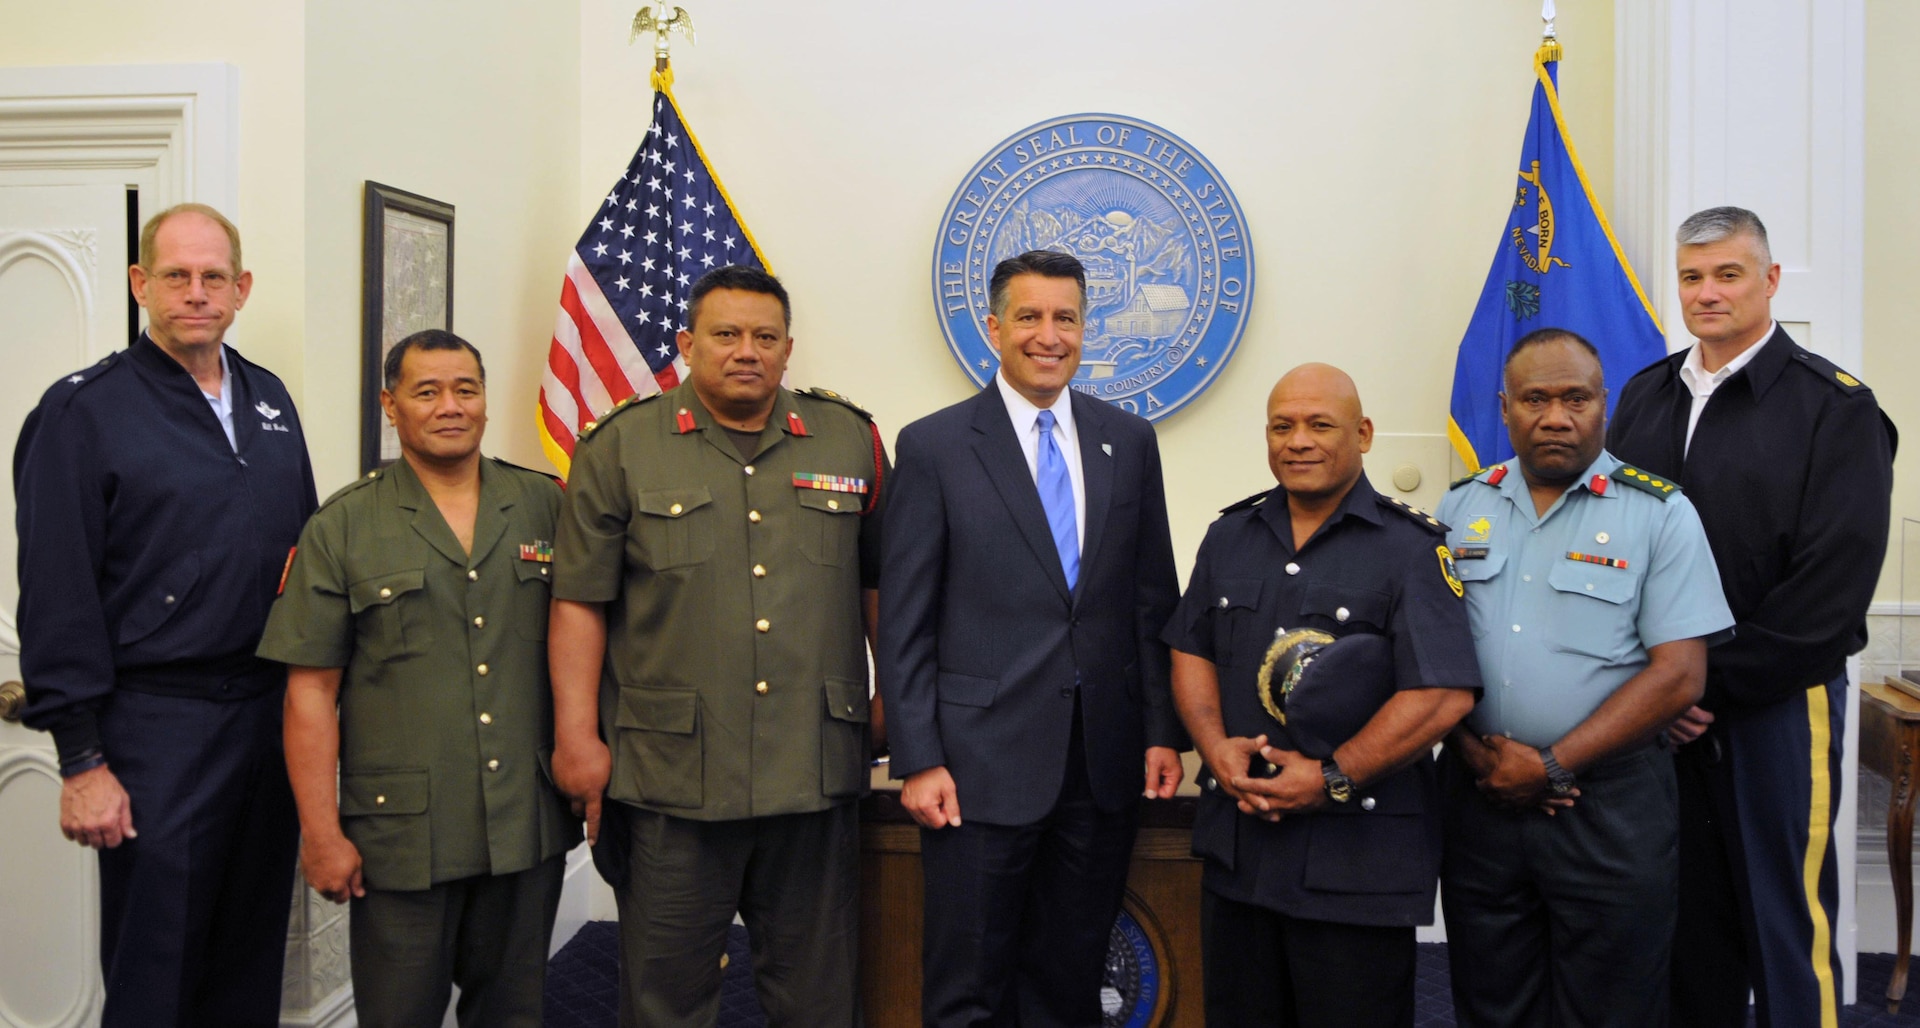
{"left": 1036, "top": 409, "right": 1079, "bottom": 589}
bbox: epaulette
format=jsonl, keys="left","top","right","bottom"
{"left": 317, "top": 469, "right": 385, "bottom": 509}
{"left": 1218, "top": 491, "right": 1268, "bottom": 515}
{"left": 1381, "top": 494, "right": 1447, "bottom": 533}
{"left": 42, "top": 353, "right": 123, "bottom": 405}
{"left": 1788, "top": 348, "right": 1873, "bottom": 396}
{"left": 1449, "top": 462, "right": 1511, "bottom": 491}
{"left": 576, "top": 391, "right": 661, "bottom": 442}
{"left": 1611, "top": 464, "right": 1680, "bottom": 500}
{"left": 799, "top": 386, "right": 874, "bottom": 421}
{"left": 490, "top": 456, "right": 563, "bottom": 488}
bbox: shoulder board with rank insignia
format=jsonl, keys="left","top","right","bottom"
{"left": 800, "top": 386, "right": 874, "bottom": 421}
{"left": 1789, "top": 348, "right": 1873, "bottom": 396}
{"left": 1449, "top": 463, "right": 1510, "bottom": 490}
{"left": 1381, "top": 495, "right": 1448, "bottom": 533}
{"left": 317, "top": 469, "right": 383, "bottom": 510}
{"left": 577, "top": 391, "right": 661, "bottom": 441}
{"left": 1611, "top": 465, "right": 1680, "bottom": 500}
{"left": 1219, "top": 491, "right": 1268, "bottom": 515}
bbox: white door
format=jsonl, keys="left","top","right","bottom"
{"left": 0, "top": 176, "right": 136, "bottom": 1027}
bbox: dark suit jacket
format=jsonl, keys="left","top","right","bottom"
{"left": 879, "top": 385, "right": 1183, "bottom": 827}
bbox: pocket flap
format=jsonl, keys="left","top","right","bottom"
{"left": 514, "top": 558, "right": 553, "bottom": 583}
{"left": 1300, "top": 583, "right": 1390, "bottom": 629}
{"left": 824, "top": 677, "right": 870, "bottom": 723}
{"left": 1214, "top": 577, "right": 1263, "bottom": 612}
{"left": 1451, "top": 551, "right": 1507, "bottom": 582}
{"left": 936, "top": 671, "right": 999, "bottom": 708}
{"left": 616, "top": 688, "right": 699, "bottom": 733}
{"left": 340, "top": 768, "right": 430, "bottom": 816}
{"left": 1548, "top": 558, "right": 1637, "bottom": 605}
{"left": 348, "top": 568, "right": 426, "bottom": 614}
{"left": 796, "top": 489, "right": 861, "bottom": 514}
{"left": 636, "top": 487, "right": 713, "bottom": 519}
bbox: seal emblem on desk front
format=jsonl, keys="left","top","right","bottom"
{"left": 933, "top": 114, "right": 1255, "bottom": 421}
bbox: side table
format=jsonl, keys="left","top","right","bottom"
{"left": 1863, "top": 678, "right": 1920, "bottom": 1012}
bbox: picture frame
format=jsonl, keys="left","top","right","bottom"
{"left": 362, "top": 181, "right": 455, "bottom": 472}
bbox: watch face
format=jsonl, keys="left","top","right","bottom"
{"left": 1324, "top": 770, "right": 1353, "bottom": 803}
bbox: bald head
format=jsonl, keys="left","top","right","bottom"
{"left": 1267, "top": 363, "right": 1373, "bottom": 506}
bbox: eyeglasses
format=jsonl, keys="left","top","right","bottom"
{"left": 151, "top": 268, "right": 237, "bottom": 293}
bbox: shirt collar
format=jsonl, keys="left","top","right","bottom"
{"left": 1679, "top": 320, "right": 1774, "bottom": 394}
{"left": 1258, "top": 470, "right": 1385, "bottom": 538}
{"left": 995, "top": 371, "right": 1075, "bottom": 437}
{"left": 1493, "top": 451, "right": 1623, "bottom": 514}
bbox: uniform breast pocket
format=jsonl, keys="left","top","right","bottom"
{"left": 1546, "top": 559, "right": 1640, "bottom": 662}
{"left": 1451, "top": 551, "right": 1507, "bottom": 640}
{"left": 795, "top": 487, "right": 863, "bottom": 567}
{"left": 348, "top": 568, "right": 427, "bottom": 663}
{"left": 512, "top": 559, "right": 551, "bottom": 641}
{"left": 634, "top": 487, "right": 715, "bottom": 570}
{"left": 1300, "top": 582, "right": 1390, "bottom": 634}
{"left": 1211, "top": 577, "right": 1265, "bottom": 665}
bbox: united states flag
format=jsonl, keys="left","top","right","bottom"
{"left": 538, "top": 78, "right": 770, "bottom": 475}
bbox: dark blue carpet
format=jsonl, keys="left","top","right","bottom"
{"left": 542, "top": 921, "right": 1920, "bottom": 1027}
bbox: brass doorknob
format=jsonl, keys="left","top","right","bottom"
{"left": 0, "top": 680, "right": 24, "bottom": 723}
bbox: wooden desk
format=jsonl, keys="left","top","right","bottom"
{"left": 858, "top": 769, "right": 1205, "bottom": 1027}
{"left": 1863, "top": 679, "right": 1920, "bottom": 1013}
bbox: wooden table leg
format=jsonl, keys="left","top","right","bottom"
{"left": 1891, "top": 746, "right": 1920, "bottom": 1014}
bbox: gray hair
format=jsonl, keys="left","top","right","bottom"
{"left": 1676, "top": 206, "right": 1772, "bottom": 265}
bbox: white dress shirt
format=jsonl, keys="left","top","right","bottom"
{"left": 1677, "top": 320, "right": 1773, "bottom": 456}
{"left": 995, "top": 373, "right": 1086, "bottom": 549}
{"left": 200, "top": 346, "right": 237, "bottom": 451}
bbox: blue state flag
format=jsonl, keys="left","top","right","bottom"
{"left": 1447, "top": 39, "right": 1665, "bottom": 472}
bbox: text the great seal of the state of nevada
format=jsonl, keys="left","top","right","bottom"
{"left": 932, "top": 114, "right": 1254, "bottom": 421}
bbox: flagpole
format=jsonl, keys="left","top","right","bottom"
{"left": 1541, "top": 0, "right": 1557, "bottom": 40}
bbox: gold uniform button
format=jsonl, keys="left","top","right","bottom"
{"left": 487, "top": 759, "right": 500, "bottom": 771}
{"left": 375, "top": 795, "right": 387, "bottom": 805}
{"left": 473, "top": 616, "right": 485, "bottom": 628}
{"left": 755, "top": 681, "right": 769, "bottom": 695}
{"left": 827, "top": 499, "right": 839, "bottom": 511}
{"left": 756, "top": 618, "right": 770, "bottom": 633}
{"left": 540, "top": 566, "right": 549, "bottom": 576}
{"left": 477, "top": 663, "right": 490, "bottom": 676}
{"left": 479, "top": 712, "right": 493, "bottom": 725}
{"left": 468, "top": 570, "right": 479, "bottom": 581}
{"left": 670, "top": 503, "right": 684, "bottom": 516}
{"left": 748, "top": 510, "right": 762, "bottom": 524}
{"left": 752, "top": 564, "right": 767, "bottom": 578}
{"left": 379, "top": 587, "right": 392, "bottom": 599}
{"left": 744, "top": 465, "right": 756, "bottom": 476}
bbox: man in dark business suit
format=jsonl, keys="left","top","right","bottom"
{"left": 879, "top": 250, "right": 1185, "bottom": 1027}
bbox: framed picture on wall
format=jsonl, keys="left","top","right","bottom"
{"left": 362, "top": 181, "right": 455, "bottom": 472}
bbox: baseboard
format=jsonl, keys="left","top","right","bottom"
{"left": 281, "top": 982, "right": 355, "bottom": 1028}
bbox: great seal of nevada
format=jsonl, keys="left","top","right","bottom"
{"left": 932, "top": 113, "right": 1254, "bottom": 421}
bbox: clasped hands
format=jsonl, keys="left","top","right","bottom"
{"left": 1201, "top": 735, "right": 1327, "bottom": 823}
{"left": 1458, "top": 735, "right": 1578, "bottom": 815}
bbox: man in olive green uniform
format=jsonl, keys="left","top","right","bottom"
{"left": 550, "top": 266, "right": 887, "bottom": 1026}
{"left": 261, "top": 330, "right": 580, "bottom": 1028}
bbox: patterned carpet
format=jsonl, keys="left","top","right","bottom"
{"left": 542, "top": 920, "right": 1920, "bottom": 1027}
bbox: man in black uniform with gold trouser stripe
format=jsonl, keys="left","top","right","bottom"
{"left": 1608, "top": 206, "right": 1897, "bottom": 1028}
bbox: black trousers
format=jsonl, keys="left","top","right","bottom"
{"left": 96, "top": 688, "right": 299, "bottom": 1028}
{"left": 349, "top": 856, "right": 565, "bottom": 1028}
{"left": 918, "top": 720, "right": 1139, "bottom": 1028}
{"left": 614, "top": 802, "right": 860, "bottom": 1028}
{"left": 1199, "top": 889, "right": 1415, "bottom": 1028}
{"left": 1672, "top": 675, "right": 1846, "bottom": 1028}
{"left": 1439, "top": 743, "right": 1677, "bottom": 1028}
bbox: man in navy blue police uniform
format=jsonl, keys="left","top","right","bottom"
{"left": 1608, "top": 207, "right": 1897, "bottom": 1027}
{"left": 1438, "top": 330, "right": 1734, "bottom": 1027}
{"left": 14, "top": 203, "right": 317, "bottom": 1027}
{"left": 1164, "top": 363, "right": 1480, "bottom": 1027}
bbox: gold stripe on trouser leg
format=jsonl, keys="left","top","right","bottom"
{"left": 1802, "top": 683, "right": 1839, "bottom": 1028}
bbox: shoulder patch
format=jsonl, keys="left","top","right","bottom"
{"left": 1789, "top": 348, "right": 1872, "bottom": 395}
{"left": 576, "top": 390, "right": 661, "bottom": 441}
{"left": 800, "top": 386, "right": 874, "bottom": 421}
{"left": 1611, "top": 464, "right": 1680, "bottom": 500}
{"left": 1380, "top": 494, "right": 1448, "bottom": 533}
{"left": 1218, "top": 490, "right": 1268, "bottom": 515}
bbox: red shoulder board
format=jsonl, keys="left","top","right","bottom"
{"left": 787, "top": 409, "right": 810, "bottom": 437}
{"left": 1485, "top": 465, "right": 1508, "bottom": 486}
{"left": 674, "top": 406, "right": 697, "bottom": 434}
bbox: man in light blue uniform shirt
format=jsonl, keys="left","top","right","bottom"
{"left": 1435, "top": 329, "right": 1733, "bottom": 1028}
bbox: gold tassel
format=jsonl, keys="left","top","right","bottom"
{"left": 1537, "top": 37, "right": 1563, "bottom": 64}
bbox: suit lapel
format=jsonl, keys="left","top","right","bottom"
{"left": 1071, "top": 391, "right": 1111, "bottom": 600}
{"left": 969, "top": 387, "right": 1073, "bottom": 603}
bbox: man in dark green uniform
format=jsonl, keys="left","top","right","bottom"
{"left": 549, "top": 265, "right": 888, "bottom": 1026}
{"left": 260, "top": 330, "right": 580, "bottom": 1027}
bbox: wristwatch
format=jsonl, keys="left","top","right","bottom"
{"left": 1539, "top": 746, "right": 1577, "bottom": 797}
{"left": 1321, "top": 758, "right": 1354, "bottom": 804}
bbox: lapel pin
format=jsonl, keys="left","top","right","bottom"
{"left": 1101, "top": 443, "right": 1112, "bottom": 456}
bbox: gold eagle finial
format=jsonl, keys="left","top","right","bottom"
{"left": 632, "top": 5, "right": 697, "bottom": 61}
